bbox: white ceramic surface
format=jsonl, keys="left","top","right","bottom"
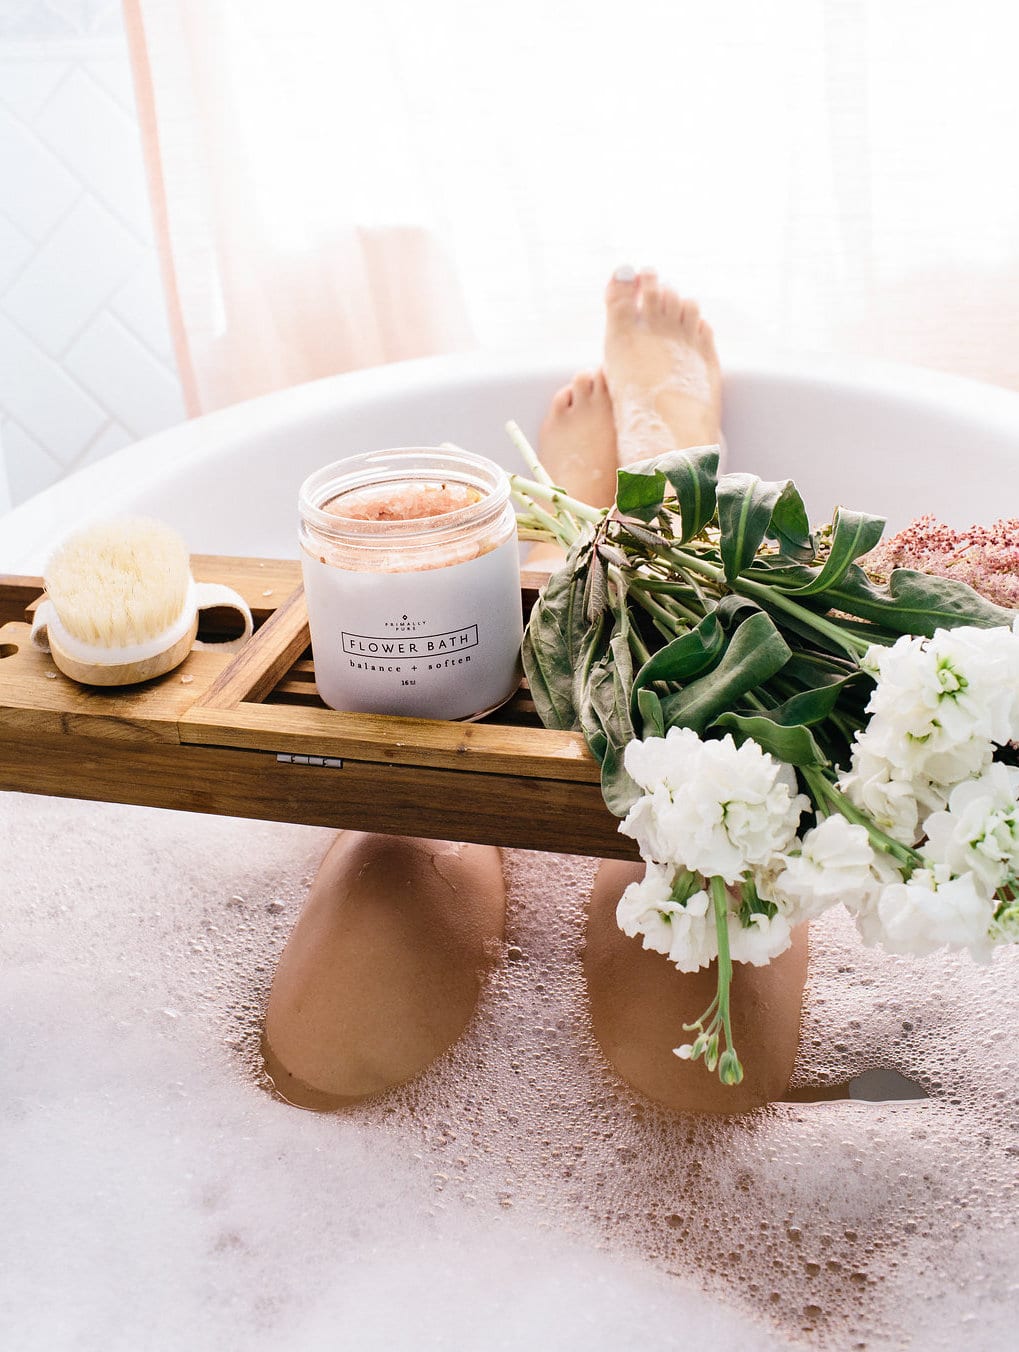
{"left": 2, "top": 350, "right": 1019, "bottom": 573}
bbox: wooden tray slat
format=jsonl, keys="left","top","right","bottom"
{"left": 0, "top": 729, "right": 634, "bottom": 859}
{"left": 178, "top": 702, "right": 600, "bottom": 782}
{"left": 0, "top": 576, "right": 43, "bottom": 626}
{"left": 196, "top": 586, "right": 310, "bottom": 710}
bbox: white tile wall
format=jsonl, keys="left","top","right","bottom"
{"left": 0, "top": 1, "right": 186, "bottom": 508}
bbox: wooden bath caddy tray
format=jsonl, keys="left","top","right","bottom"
{"left": 0, "top": 556, "right": 637, "bottom": 860}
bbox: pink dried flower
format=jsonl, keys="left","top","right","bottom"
{"left": 864, "top": 516, "right": 1019, "bottom": 611}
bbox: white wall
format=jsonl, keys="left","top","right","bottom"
{"left": 0, "top": 0, "right": 185, "bottom": 508}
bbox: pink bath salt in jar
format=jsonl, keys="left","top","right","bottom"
{"left": 298, "top": 447, "right": 523, "bottom": 720}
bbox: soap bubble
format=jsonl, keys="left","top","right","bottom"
{"left": 3, "top": 792, "right": 1019, "bottom": 1348}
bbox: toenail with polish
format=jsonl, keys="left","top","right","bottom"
{"left": 613, "top": 265, "right": 636, "bottom": 282}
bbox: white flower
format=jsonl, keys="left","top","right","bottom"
{"left": 856, "top": 625, "right": 1019, "bottom": 800}
{"left": 624, "top": 725, "right": 703, "bottom": 794}
{"left": 860, "top": 720, "right": 992, "bottom": 799}
{"left": 838, "top": 749, "right": 922, "bottom": 845}
{"left": 615, "top": 862, "right": 716, "bottom": 971}
{"left": 865, "top": 627, "right": 1014, "bottom": 746}
{"left": 932, "top": 624, "right": 1019, "bottom": 747}
{"left": 616, "top": 861, "right": 681, "bottom": 955}
{"left": 668, "top": 892, "right": 717, "bottom": 971}
{"left": 614, "top": 789, "right": 684, "bottom": 869}
{"left": 615, "top": 859, "right": 795, "bottom": 972}
{"left": 620, "top": 730, "right": 808, "bottom": 882}
{"left": 922, "top": 762, "right": 1019, "bottom": 894}
{"left": 990, "top": 900, "right": 1019, "bottom": 945}
{"left": 727, "top": 910, "right": 792, "bottom": 965}
{"left": 767, "top": 815, "right": 881, "bottom": 920}
{"left": 859, "top": 866, "right": 994, "bottom": 959}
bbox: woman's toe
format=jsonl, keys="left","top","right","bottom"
{"left": 605, "top": 265, "right": 640, "bottom": 318}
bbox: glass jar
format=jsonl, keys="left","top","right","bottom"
{"left": 298, "top": 447, "right": 523, "bottom": 720}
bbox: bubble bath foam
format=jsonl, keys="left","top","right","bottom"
{"left": 4, "top": 788, "right": 1019, "bottom": 1349}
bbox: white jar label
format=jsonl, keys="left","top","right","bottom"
{"left": 301, "top": 535, "right": 523, "bottom": 719}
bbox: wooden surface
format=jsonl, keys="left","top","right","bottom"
{"left": 0, "top": 559, "right": 638, "bottom": 860}
{"left": 0, "top": 730, "right": 628, "bottom": 857}
{"left": 195, "top": 585, "right": 311, "bottom": 709}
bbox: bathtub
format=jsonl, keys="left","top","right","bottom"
{"left": 4, "top": 351, "right": 1019, "bottom": 1352}
{"left": 3, "top": 350, "right": 1019, "bottom": 571}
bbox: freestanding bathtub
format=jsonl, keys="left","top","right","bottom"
{"left": 3, "top": 350, "right": 1019, "bottom": 571}
{"left": 3, "top": 351, "right": 1019, "bottom": 1352}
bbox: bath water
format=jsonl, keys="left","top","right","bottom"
{"left": 2, "top": 792, "right": 1017, "bottom": 1349}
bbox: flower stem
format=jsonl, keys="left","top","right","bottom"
{"left": 505, "top": 420, "right": 553, "bottom": 487}
{"left": 629, "top": 578, "right": 702, "bottom": 626}
{"left": 659, "top": 541, "right": 876, "bottom": 661}
{"left": 679, "top": 882, "right": 745, "bottom": 1084}
{"left": 509, "top": 473, "right": 606, "bottom": 526}
{"left": 510, "top": 489, "right": 573, "bottom": 546}
{"left": 710, "top": 876, "right": 743, "bottom": 1084}
{"left": 734, "top": 575, "right": 874, "bottom": 658}
{"left": 630, "top": 587, "right": 689, "bottom": 637}
{"left": 628, "top": 624, "right": 654, "bottom": 667}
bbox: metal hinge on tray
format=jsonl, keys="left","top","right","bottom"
{"left": 275, "top": 753, "right": 344, "bottom": 768}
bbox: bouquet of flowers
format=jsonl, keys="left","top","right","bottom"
{"left": 507, "top": 424, "right": 1019, "bottom": 1087}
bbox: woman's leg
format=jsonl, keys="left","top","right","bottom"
{"left": 264, "top": 834, "right": 505, "bottom": 1109}
{"left": 585, "top": 862, "right": 808, "bottom": 1114}
{"left": 586, "top": 269, "right": 806, "bottom": 1113}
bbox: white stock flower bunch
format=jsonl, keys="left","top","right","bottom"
{"left": 615, "top": 622, "right": 1019, "bottom": 1080}
{"left": 618, "top": 728, "right": 808, "bottom": 968}
{"left": 837, "top": 621, "right": 1019, "bottom": 957}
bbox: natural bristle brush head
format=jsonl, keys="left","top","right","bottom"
{"left": 44, "top": 518, "right": 192, "bottom": 650}
{"left": 31, "top": 515, "right": 254, "bottom": 688}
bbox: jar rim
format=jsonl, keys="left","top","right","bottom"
{"left": 299, "top": 447, "right": 511, "bottom": 546}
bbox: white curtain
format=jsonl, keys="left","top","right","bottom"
{"left": 128, "top": 0, "right": 1019, "bottom": 412}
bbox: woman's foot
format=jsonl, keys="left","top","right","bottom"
{"left": 603, "top": 266, "right": 723, "bottom": 466}
{"left": 538, "top": 369, "right": 618, "bottom": 510}
{"left": 263, "top": 833, "right": 505, "bottom": 1110}
{"left": 584, "top": 861, "right": 808, "bottom": 1114}
{"left": 526, "top": 369, "right": 618, "bottom": 569}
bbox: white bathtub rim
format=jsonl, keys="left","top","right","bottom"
{"left": 3, "top": 347, "right": 1018, "bottom": 574}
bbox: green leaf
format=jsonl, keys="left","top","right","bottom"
{"left": 743, "top": 558, "right": 818, "bottom": 586}
{"left": 659, "top": 445, "right": 720, "bottom": 541}
{"left": 636, "top": 686, "right": 665, "bottom": 739}
{"left": 660, "top": 610, "right": 792, "bottom": 734}
{"left": 615, "top": 467, "right": 667, "bottom": 521}
{"left": 630, "top": 611, "right": 725, "bottom": 698}
{"left": 782, "top": 651, "right": 860, "bottom": 686}
{"left": 618, "top": 446, "right": 720, "bottom": 541}
{"left": 767, "top": 480, "right": 814, "bottom": 560}
{"left": 823, "top": 565, "right": 1017, "bottom": 637}
{"left": 782, "top": 507, "right": 886, "bottom": 596}
{"left": 583, "top": 547, "right": 608, "bottom": 623}
{"left": 712, "top": 712, "right": 828, "bottom": 767}
{"left": 521, "top": 542, "right": 605, "bottom": 730}
{"left": 716, "top": 473, "right": 791, "bottom": 582}
{"left": 585, "top": 629, "right": 640, "bottom": 815}
{"left": 615, "top": 517, "right": 666, "bottom": 552}
{"left": 714, "top": 594, "right": 765, "bottom": 626}
{"left": 763, "top": 679, "right": 857, "bottom": 727}
{"left": 599, "top": 740, "right": 640, "bottom": 817}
